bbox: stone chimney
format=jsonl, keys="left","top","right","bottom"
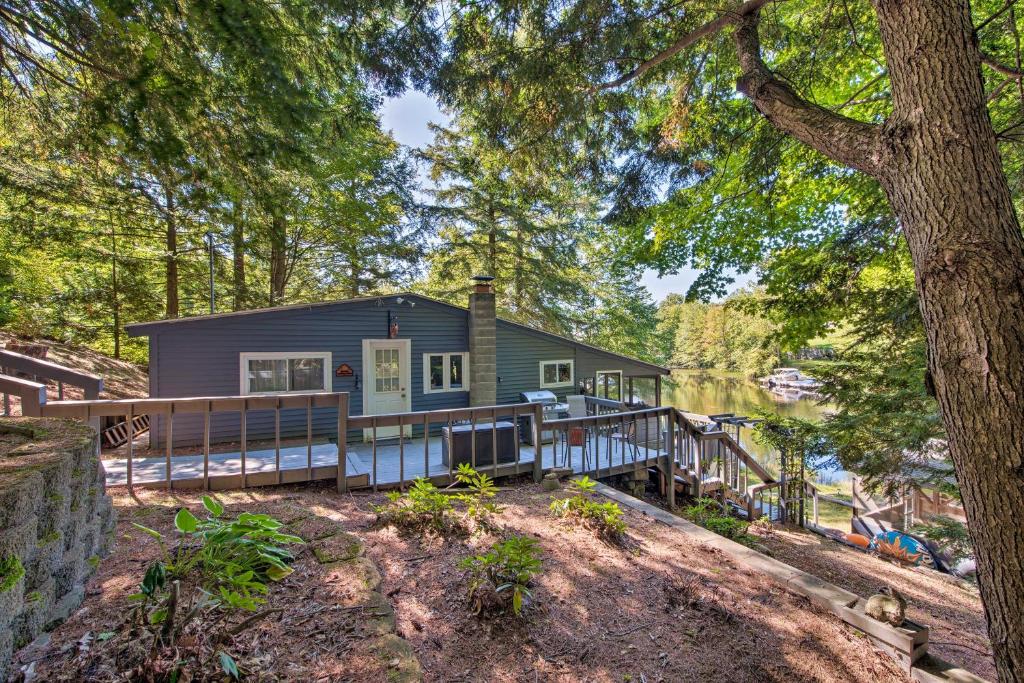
{"left": 468, "top": 275, "right": 497, "bottom": 407}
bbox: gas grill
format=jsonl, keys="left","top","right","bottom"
{"left": 518, "top": 390, "right": 570, "bottom": 445}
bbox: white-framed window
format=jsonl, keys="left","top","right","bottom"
{"left": 240, "top": 352, "right": 332, "bottom": 395}
{"left": 595, "top": 370, "right": 623, "bottom": 401}
{"left": 423, "top": 352, "right": 469, "bottom": 393}
{"left": 539, "top": 359, "right": 574, "bottom": 388}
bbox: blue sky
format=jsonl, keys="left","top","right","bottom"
{"left": 380, "top": 92, "right": 754, "bottom": 302}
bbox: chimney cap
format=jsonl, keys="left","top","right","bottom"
{"left": 471, "top": 274, "right": 495, "bottom": 283}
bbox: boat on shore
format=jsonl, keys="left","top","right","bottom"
{"left": 759, "top": 367, "right": 823, "bottom": 398}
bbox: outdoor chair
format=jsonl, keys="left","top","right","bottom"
{"left": 609, "top": 418, "right": 641, "bottom": 463}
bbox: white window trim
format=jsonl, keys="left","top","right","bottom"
{"left": 422, "top": 352, "right": 470, "bottom": 394}
{"left": 539, "top": 359, "right": 575, "bottom": 389}
{"left": 239, "top": 351, "right": 332, "bottom": 395}
{"left": 595, "top": 369, "right": 624, "bottom": 401}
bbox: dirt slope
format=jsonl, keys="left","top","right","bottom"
{"left": 0, "top": 330, "right": 147, "bottom": 401}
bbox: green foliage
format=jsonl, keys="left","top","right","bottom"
{"left": 121, "top": 497, "right": 299, "bottom": 679}
{"left": 683, "top": 497, "right": 751, "bottom": 542}
{"left": 550, "top": 476, "right": 628, "bottom": 543}
{"left": 373, "top": 466, "right": 508, "bottom": 537}
{"left": 656, "top": 292, "right": 781, "bottom": 376}
{"left": 460, "top": 536, "right": 543, "bottom": 616}
{"left": 454, "top": 463, "right": 503, "bottom": 532}
{"left": 0, "top": 555, "right": 24, "bottom": 592}
{"left": 912, "top": 515, "right": 973, "bottom": 564}
{"left": 371, "top": 478, "right": 460, "bottom": 537}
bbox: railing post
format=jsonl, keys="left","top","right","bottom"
{"left": 337, "top": 393, "right": 349, "bottom": 493}
{"left": 532, "top": 403, "right": 544, "bottom": 482}
{"left": 666, "top": 409, "right": 676, "bottom": 509}
{"left": 812, "top": 485, "right": 819, "bottom": 527}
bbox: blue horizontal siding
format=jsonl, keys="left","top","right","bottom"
{"left": 143, "top": 295, "right": 663, "bottom": 448}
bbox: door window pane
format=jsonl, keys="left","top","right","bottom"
{"left": 429, "top": 354, "right": 444, "bottom": 390}
{"left": 376, "top": 347, "right": 401, "bottom": 392}
{"left": 289, "top": 357, "right": 324, "bottom": 391}
{"left": 449, "top": 354, "right": 463, "bottom": 389}
{"left": 248, "top": 359, "right": 287, "bottom": 393}
{"left": 597, "top": 371, "right": 622, "bottom": 401}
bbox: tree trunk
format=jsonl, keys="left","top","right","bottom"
{"left": 110, "top": 219, "right": 120, "bottom": 360}
{"left": 733, "top": 4, "right": 1024, "bottom": 676}
{"left": 269, "top": 213, "right": 287, "bottom": 306}
{"left": 164, "top": 187, "right": 179, "bottom": 319}
{"left": 231, "top": 206, "right": 246, "bottom": 311}
{"left": 871, "top": 3, "right": 1024, "bottom": 678}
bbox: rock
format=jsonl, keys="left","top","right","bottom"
{"left": 288, "top": 516, "right": 347, "bottom": 542}
{"left": 541, "top": 478, "right": 561, "bottom": 491}
{"left": 311, "top": 532, "right": 363, "bottom": 564}
{"left": 372, "top": 634, "right": 422, "bottom": 682}
{"left": 360, "top": 592, "right": 397, "bottom": 636}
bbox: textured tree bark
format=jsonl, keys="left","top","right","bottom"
{"left": 269, "top": 213, "right": 287, "bottom": 306}
{"left": 164, "top": 187, "right": 178, "bottom": 319}
{"left": 231, "top": 207, "right": 246, "bottom": 311}
{"left": 872, "top": 4, "right": 1024, "bottom": 678}
{"left": 733, "top": 3, "right": 1024, "bottom": 679}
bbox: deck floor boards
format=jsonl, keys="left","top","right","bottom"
{"left": 101, "top": 434, "right": 669, "bottom": 488}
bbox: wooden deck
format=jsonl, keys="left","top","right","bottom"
{"left": 100, "top": 434, "right": 671, "bottom": 490}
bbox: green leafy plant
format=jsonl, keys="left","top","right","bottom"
{"left": 460, "top": 536, "right": 542, "bottom": 616}
{"left": 122, "top": 496, "right": 301, "bottom": 680}
{"left": 683, "top": 497, "right": 753, "bottom": 542}
{"left": 912, "top": 515, "right": 973, "bottom": 563}
{"left": 454, "top": 463, "right": 503, "bottom": 531}
{"left": 371, "top": 478, "right": 462, "bottom": 537}
{"left": 549, "top": 476, "right": 627, "bottom": 543}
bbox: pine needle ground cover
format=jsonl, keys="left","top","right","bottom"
{"left": 18, "top": 482, "right": 915, "bottom": 682}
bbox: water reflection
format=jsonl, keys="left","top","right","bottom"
{"left": 662, "top": 369, "right": 850, "bottom": 485}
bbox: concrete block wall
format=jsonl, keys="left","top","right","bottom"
{"left": 468, "top": 286, "right": 497, "bottom": 407}
{"left": 0, "top": 419, "right": 115, "bottom": 680}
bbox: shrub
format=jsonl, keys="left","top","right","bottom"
{"left": 371, "top": 478, "right": 461, "bottom": 536}
{"left": 683, "top": 497, "right": 753, "bottom": 543}
{"left": 460, "top": 536, "right": 542, "bottom": 616}
{"left": 550, "top": 476, "right": 627, "bottom": 543}
{"left": 453, "top": 463, "right": 503, "bottom": 531}
{"left": 125, "top": 496, "right": 302, "bottom": 679}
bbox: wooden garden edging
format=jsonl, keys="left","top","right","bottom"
{"left": 592, "top": 482, "right": 988, "bottom": 683}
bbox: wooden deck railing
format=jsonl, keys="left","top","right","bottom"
{"left": 0, "top": 348, "right": 103, "bottom": 413}
{"left": 347, "top": 402, "right": 540, "bottom": 491}
{"left": 543, "top": 406, "right": 678, "bottom": 507}
{"left": 0, "top": 373, "right": 47, "bottom": 417}
{"left": 40, "top": 392, "right": 349, "bottom": 492}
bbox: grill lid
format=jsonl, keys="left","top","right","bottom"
{"left": 519, "top": 390, "right": 558, "bottom": 404}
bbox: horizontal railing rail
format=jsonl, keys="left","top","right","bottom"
{"left": 0, "top": 348, "right": 103, "bottom": 400}
{"left": 541, "top": 405, "right": 677, "bottom": 506}
{"left": 41, "top": 392, "right": 349, "bottom": 492}
{"left": 348, "top": 402, "right": 540, "bottom": 492}
{"left": 0, "top": 373, "right": 47, "bottom": 417}
{"left": 583, "top": 395, "right": 626, "bottom": 415}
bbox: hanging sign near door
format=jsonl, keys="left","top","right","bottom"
{"left": 335, "top": 363, "right": 354, "bottom": 377}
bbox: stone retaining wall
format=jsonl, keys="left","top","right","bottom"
{"left": 0, "top": 418, "right": 116, "bottom": 680}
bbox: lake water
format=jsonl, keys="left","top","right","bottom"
{"left": 661, "top": 369, "right": 850, "bottom": 486}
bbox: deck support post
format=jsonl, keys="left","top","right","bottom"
{"left": 532, "top": 403, "right": 544, "bottom": 482}
{"left": 654, "top": 375, "right": 662, "bottom": 407}
{"left": 337, "top": 393, "right": 349, "bottom": 493}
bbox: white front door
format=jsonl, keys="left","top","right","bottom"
{"left": 362, "top": 339, "right": 412, "bottom": 439}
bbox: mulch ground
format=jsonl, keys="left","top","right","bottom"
{"left": 759, "top": 526, "right": 994, "bottom": 681}
{"left": 17, "top": 480, "right": 911, "bottom": 682}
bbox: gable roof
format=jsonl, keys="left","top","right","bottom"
{"left": 125, "top": 292, "right": 668, "bottom": 375}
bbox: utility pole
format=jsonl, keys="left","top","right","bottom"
{"left": 205, "top": 231, "right": 216, "bottom": 314}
